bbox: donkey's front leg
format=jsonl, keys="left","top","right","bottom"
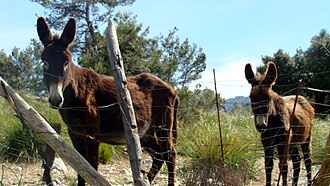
{"left": 69, "top": 133, "right": 87, "bottom": 186}
{"left": 166, "top": 148, "right": 176, "bottom": 186}
{"left": 85, "top": 137, "right": 100, "bottom": 171}
{"left": 301, "top": 142, "right": 312, "bottom": 186}
{"left": 70, "top": 135, "right": 100, "bottom": 186}
{"left": 264, "top": 147, "right": 274, "bottom": 186}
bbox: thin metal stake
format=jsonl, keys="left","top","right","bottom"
{"left": 213, "top": 69, "right": 224, "bottom": 160}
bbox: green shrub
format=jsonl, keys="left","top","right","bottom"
{"left": 0, "top": 119, "right": 40, "bottom": 162}
{"left": 0, "top": 93, "right": 65, "bottom": 162}
{"left": 98, "top": 143, "right": 126, "bottom": 164}
{"left": 312, "top": 118, "right": 330, "bottom": 163}
{"left": 178, "top": 110, "right": 261, "bottom": 184}
{"left": 0, "top": 97, "right": 41, "bottom": 162}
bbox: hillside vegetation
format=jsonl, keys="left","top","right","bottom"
{"left": 0, "top": 93, "right": 329, "bottom": 185}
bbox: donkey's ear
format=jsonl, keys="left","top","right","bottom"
{"left": 37, "top": 17, "right": 52, "bottom": 46}
{"left": 245, "top": 63, "right": 257, "bottom": 85}
{"left": 264, "top": 62, "right": 278, "bottom": 85}
{"left": 60, "top": 18, "right": 76, "bottom": 46}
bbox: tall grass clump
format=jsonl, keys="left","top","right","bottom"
{"left": 0, "top": 98, "right": 40, "bottom": 162}
{"left": 312, "top": 118, "right": 330, "bottom": 164}
{"left": 0, "top": 122, "right": 40, "bottom": 162}
{"left": 305, "top": 118, "right": 330, "bottom": 184}
{"left": 178, "top": 109, "right": 262, "bottom": 185}
{"left": 0, "top": 92, "right": 65, "bottom": 162}
{"left": 98, "top": 143, "right": 126, "bottom": 164}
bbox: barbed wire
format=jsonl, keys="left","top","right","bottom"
{"left": 1, "top": 80, "right": 330, "bottom": 185}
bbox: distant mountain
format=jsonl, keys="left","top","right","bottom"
{"left": 224, "top": 96, "right": 250, "bottom": 112}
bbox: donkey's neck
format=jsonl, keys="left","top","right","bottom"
{"left": 269, "top": 89, "right": 286, "bottom": 115}
{"left": 63, "top": 63, "right": 86, "bottom": 98}
{"left": 269, "top": 90, "right": 281, "bottom": 101}
{"left": 65, "top": 62, "right": 105, "bottom": 98}
{"left": 64, "top": 62, "right": 79, "bottom": 96}
{"left": 270, "top": 89, "right": 293, "bottom": 132}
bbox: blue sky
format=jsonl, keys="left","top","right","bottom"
{"left": 1, "top": 0, "right": 330, "bottom": 98}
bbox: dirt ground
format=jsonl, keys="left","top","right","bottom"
{"left": 0, "top": 153, "right": 188, "bottom": 186}
{"left": 248, "top": 158, "right": 321, "bottom": 186}
{"left": 0, "top": 155, "right": 321, "bottom": 186}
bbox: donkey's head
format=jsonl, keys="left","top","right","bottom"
{"left": 37, "top": 17, "right": 76, "bottom": 109}
{"left": 245, "top": 62, "right": 278, "bottom": 133}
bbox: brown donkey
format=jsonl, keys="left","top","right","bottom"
{"left": 37, "top": 17, "right": 179, "bottom": 186}
{"left": 245, "top": 62, "right": 314, "bottom": 186}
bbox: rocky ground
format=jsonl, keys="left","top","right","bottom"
{"left": 0, "top": 155, "right": 321, "bottom": 186}
{"left": 248, "top": 158, "right": 321, "bottom": 186}
{"left": 0, "top": 153, "right": 188, "bottom": 186}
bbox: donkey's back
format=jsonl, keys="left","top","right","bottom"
{"left": 284, "top": 95, "right": 314, "bottom": 143}
{"left": 95, "top": 72, "right": 178, "bottom": 144}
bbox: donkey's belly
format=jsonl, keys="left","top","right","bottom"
{"left": 97, "top": 133, "right": 127, "bottom": 145}
{"left": 97, "top": 120, "right": 151, "bottom": 145}
{"left": 61, "top": 109, "right": 151, "bottom": 145}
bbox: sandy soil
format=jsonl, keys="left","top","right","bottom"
{"left": 248, "top": 158, "right": 320, "bottom": 186}
{"left": 0, "top": 153, "right": 187, "bottom": 186}
{"left": 0, "top": 155, "right": 320, "bottom": 186}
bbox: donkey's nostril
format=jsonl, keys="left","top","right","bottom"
{"left": 255, "top": 115, "right": 267, "bottom": 133}
{"left": 49, "top": 96, "right": 63, "bottom": 109}
{"left": 256, "top": 124, "right": 266, "bottom": 133}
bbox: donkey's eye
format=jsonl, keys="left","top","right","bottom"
{"left": 43, "top": 61, "right": 49, "bottom": 70}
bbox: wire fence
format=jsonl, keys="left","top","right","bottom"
{"left": 0, "top": 77, "right": 330, "bottom": 185}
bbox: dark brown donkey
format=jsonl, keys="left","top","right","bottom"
{"left": 37, "top": 17, "right": 179, "bottom": 186}
{"left": 245, "top": 62, "right": 314, "bottom": 186}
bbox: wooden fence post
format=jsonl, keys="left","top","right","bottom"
{"left": 0, "top": 78, "right": 111, "bottom": 186}
{"left": 105, "top": 19, "right": 149, "bottom": 186}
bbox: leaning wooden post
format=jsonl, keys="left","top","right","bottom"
{"left": 106, "top": 19, "right": 149, "bottom": 186}
{"left": 0, "top": 78, "right": 110, "bottom": 186}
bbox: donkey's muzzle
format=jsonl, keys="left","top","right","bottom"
{"left": 255, "top": 115, "right": 268, "bottom": 133}
{"left": 48, "top": 83, "right": 64, "bottom": 109}
{"left": 49, "top": 96, "right": 63, "bottom": 109}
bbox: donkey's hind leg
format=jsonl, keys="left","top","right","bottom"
{"left": 165, "top": 147, "right": 176, "bottom": 186}
{"left": 301, "top": 141, "right": 312, "bottom": 186}
{"left": 147, "top": 146, "right": 176, "bottom": 186}
{"left": 290, "top": 147, "right": 301, "bottom": 186}
{"left": 147, "top": 149, "right": 164, "bottom": 183}
{"left": 277, "top": 144, "right": 288, "bottom": 186}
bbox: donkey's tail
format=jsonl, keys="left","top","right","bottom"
{"left": 172, "top": 94, "right": 180, "bottom": 145}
